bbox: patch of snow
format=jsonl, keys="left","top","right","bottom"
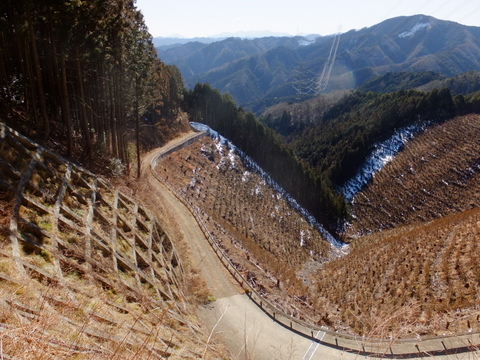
{"left": 398, "top": 22, "right": 431, "bottom": 38}
{"left": 300, "top": 230, "right": 305, "bottom": 247}
{"left": 191, "top": 122, "right": 347, "bottom": 249}
{"left": 211, "top": 137, "right": 239, "bottom": 171}
{"left": 341, "top": 122, "right": 427, "bottom": 202}
{"left": 228, "top": 147, "right": 236, "bottom": 167}
{"left": 298, "top": 39, "right": 314, "bottom": 47}
{"left": 214, "top": 138, "right": 223, "bottom": 154}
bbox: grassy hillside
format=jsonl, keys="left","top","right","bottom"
{"left": 151, "top": 114, "right": 480, "bottom": 339}
{"left": 0, "top": 124, "right": 224, "bottom": 359}
{"left": 154, "top": 137, "right": 339, "bottom": 322}
{"left": 346, "top": 114, "right": 480, "bottom": 237}
{"left": 310, "top": 114, "right": 480, "bottom": 337}
{"left": 317, "top": 206, "right": 480, "bottom": 337}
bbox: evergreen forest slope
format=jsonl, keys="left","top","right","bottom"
{"left": 158, "top": 15, "right": 480, "bottom": 112}
{"left": 0, "top": 0, "right": 186, "bottom": 173}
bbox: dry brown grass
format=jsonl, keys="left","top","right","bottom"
{"left": 310, "top": 114, "right": 480, "bottom": 337}
{"left": 346, "top": 114, "right": 480, "bottom": 237}
{"left": 0, "top": 124, "right": 226, "bottom": 359}
{"left": 155, "top": 137, "right": 336, "bottom": 323}
{"left": 315, "top": 207, "right": 480, "bottom": 337}
{"left": 152, "top": 115, "right": 480, "bottom": 339}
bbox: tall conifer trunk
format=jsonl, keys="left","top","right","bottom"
{"left": 74, "top": 45, "right": 93, "bottom": 159}
{"left": 27, "top": 8, "right": 50, "bottom": 140}
{"left": 60, "top": 55, "right": 73, "bottom": 156}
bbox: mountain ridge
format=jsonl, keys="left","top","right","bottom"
{"left": 157, "top": 15, "right": 480, "bottom": 113}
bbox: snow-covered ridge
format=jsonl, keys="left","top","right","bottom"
{"left": 191, "top": 122, "right": 346, "bottom": 249}
{"left": 341, "top": 123, "right": 427, "bottom": 202}
{"left": 398, "top": 22, "right": 431, "bottom": 38}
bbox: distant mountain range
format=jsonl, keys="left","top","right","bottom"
{"left": 153, "top": 31, "right": 318, "bottom": 49}
{"left": 156, "top": 15, "right": 480, "bottom": 112}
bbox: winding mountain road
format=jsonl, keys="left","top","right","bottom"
{"left": 141, "top": 131, "right": 480, "bottom": 360}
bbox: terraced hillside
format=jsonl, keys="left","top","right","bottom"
{"left": 153, "top": 115, "right": 480, "bottom": 340}
{"left": 310, "top": 114, "right": 480, "bottom": 337}
{"left": 0, "top": 124, "right": 222, "bottom": 359}
{"left": 154, "top": 137, "right": 338, "bottom": 322}
{"left": 346, "top": 114, "right": 480, "bottom": 237}
{"left": 316, "top": 207, "right": 480, "bottom": 337}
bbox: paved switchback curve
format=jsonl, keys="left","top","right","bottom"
{"left": 144, "top": 131, "right": 480, "bottom": 360}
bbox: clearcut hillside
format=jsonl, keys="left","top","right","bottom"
{"left": 153, "top": 114, "right": 480, "bottom": 338}
{"left": 346, "top": 114, "right": 480, "bottom": 237}
{"left": 312, "top": 114, "right": 480, "bottom": 337}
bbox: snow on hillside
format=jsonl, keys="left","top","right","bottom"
{"left": 398, "top": 22, "right": 431, "bottom": 38}
{"left": 191, "top": 122, "right": 346, "bottom": 249}
{"left": 341, "top": 123, "right": 427, "bottom": 202}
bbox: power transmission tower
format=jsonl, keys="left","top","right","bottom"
{"left": 293, "top": 33, "right": 341, "bottom": 96}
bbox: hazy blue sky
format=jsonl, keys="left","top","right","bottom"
{"left": 135, "top": 0, "right": 480, "bottom": 38}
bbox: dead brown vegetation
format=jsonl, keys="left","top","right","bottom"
{"left": 346, "top": 114, "right": 480, "bottom": 238}
{"left": 154, "top": 114, "right": 480, "bottom": 339}
{"left": 0, "top": 124, "right": 224, "bottom": 359}
{"left": 155, "top": 137, "right": 336, "bottom": 322}
{"left": 316, "top": 207, "right": 480, "bottom": 337}
{"left": 310, "top": 114, "right": 480, "bottom": 337}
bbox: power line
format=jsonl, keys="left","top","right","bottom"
{"left": 316, "top": 33, "right": 341, "bottom": 92}
{"left": 293, "top": 33, "right": 341, "bottom": 96}
{"left": 448, "top": 0, "right": 474, "bottom": 19}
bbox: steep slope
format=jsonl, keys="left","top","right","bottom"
{"left": 148, "top": 131, "right": 480, "bottom": 359}
{"left": 153, "top": 135, "right": 339, "bottom": 322}
{"left": 150, "top": 118, "right": 480, "bottom": 340}
{"left": 0, "top": 124, "right": 224, "bottom": 359}
{"left": 346, "top": 114, "right": 480, "bottom": 237}
{"left": 308, "top": 114, "right": 480, "bottom": 337}
{"left": 316, "top": 206, "right": 480, "bottom": 337}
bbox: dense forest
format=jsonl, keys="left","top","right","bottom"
{"left": 182, "top": 84, "right": 347, "bottom": 230}
{"left": 0, "top": 0, "right": 184, "bottom": 175}
{"left": 357, "top": 71, "right": 480, "bottom": 95}
{"left": 262, "top": 88, "right": 480, "bottom": 190}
